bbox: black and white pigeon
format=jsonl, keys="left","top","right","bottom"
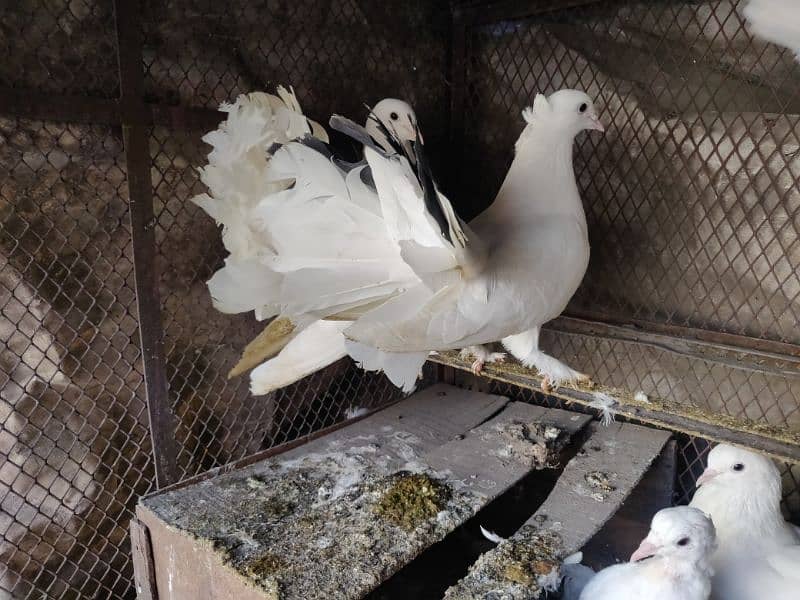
{"left": 193, "top": 86, "right": 603, "bottom": 394}
{"left": 689, "top": 444, "right": 800, "bottom": 600}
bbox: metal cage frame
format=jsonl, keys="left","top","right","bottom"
{"left": 1, "top": 0, "right": 798, "bottom": 597}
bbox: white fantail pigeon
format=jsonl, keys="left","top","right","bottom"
{"left": 689, "top": 444, "right": 800, "bottom": 600}
{"left": 194, "top": 86, "right": 603, "bottom": 395}
{"left": 574, "top": 506, "right": 716, "bottom": 600}
{"left": 743, "top": 0, "right": 800, "bottom": 61}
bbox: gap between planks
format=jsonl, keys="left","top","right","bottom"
{"left": 135, "top": 384, "right": 592, "bottom": 600}
{"left": 444, "top": 421, "right": 672, "bottom": 599}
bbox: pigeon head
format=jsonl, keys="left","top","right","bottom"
{"left": 521, "top": 89, "right": 604, "bottom": 137}
{"left": 630, "top": 506, "right": 716, "bottom": 566}
{"left": 366, "top": 98, "right": 419, "bottom": 146}
{"left": 695, "top": 444, "right": 782, "bottom": 503}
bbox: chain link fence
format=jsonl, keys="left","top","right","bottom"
{"left": 1, "top": 1, "right": 799, "bottom": 598}
{"left": 1, "top": 1, "right": 448, "bottom": 597}
{"left": 451, "top": 0, "right": 800, "bottom": 517}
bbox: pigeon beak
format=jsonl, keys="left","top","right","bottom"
{"left": 589, "top": 115, "right": 605, "bottom": 132}
{"left": 696, "top": 468, "right": 721, "bottom": 487}
{"left": 398, "top": 122, "right": 418, "bottom": 143}
{"left": 630, "top": 539, "right": 659, "bottom": 562}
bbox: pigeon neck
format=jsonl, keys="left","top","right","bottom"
{"left": 488, "top": 127, "right": 584, "bottom": 222}
{"left": 693, "top": 482, "right": 786, "bottom": 553}
{"left": 643, "top": 553, "right": 712, "bottom": 585}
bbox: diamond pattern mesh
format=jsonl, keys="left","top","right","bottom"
{"left": 453, "top": 0, "right": 800, "bottom": 524}
{"left": 0, "top": 117, "right": 149, "bottom": 597}
{"left": 0, "top": 1, "right": 119, "bottom": 97}
{"left": 1, "top": 1, "right": 799, "bottom": 598}
{"left": 460, "top": 0, "right": 800, "bottom": 345}
{"left": 481, "top": 378, "right": 800, "bottom": 522}
{"left": 140, "top": 0, "right": 451, "bottom": 169}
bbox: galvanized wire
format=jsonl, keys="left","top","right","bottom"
{"left": 456, "top": 0, "right": 800, "bottom": 511}
{"left": 0, "top": 1, "right": 447, "bottom": 597}
{"left": 1, "top": 1, "right": 799, "bottom": 598}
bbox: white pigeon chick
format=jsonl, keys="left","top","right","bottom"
{"left": 576, "top": 506, "right": 716, "bottom": 600}
{"left": 743, "top": 0, "right": 800, "bottom": 61}
{"left": 689, "top": 444, "right": 800, "bottom": 600}
{"left": 195, "top": 87, "right": 602, "bottom": 394}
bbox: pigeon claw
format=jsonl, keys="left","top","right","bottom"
{"left": 461, "top": 347, "right": 506, "bottom": 376}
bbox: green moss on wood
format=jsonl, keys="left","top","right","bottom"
{"left": 374, "top": 472, "right": 451, "bottom": 530}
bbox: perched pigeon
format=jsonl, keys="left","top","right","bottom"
{"left": 574, "top": 506, "right": 716, "bottom": 600}
{"left": 689, "top": 444, "right": 800, "bottom": 600}
{"left": 743, "top": 0, "right": 800, "bottom": 60}
{"left": 365, "top": 98, "right": 420, "bottom": 160}
{"left": 194, "top": 87, "right": 602, "bottom": 394}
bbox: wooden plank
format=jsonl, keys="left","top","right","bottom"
{"left": 277, "top": 383, "right": 510, "bottom": 466}
{"left": 425, "top": 402, "right": 592, "bottom": 499}
{"left": 130, "top": 518, "right": 158, "bottom": 600}
{"left": 137, "top": 388, "right": 592, "bottom": 600}
{"left": 432, "top": 350, "right": 800, "bottom": 465}
{"left": 580, "top": 440, "right": 677, "bottom": 568}
{"left": 444, "top": 422, "right": 671, "bottom": 599}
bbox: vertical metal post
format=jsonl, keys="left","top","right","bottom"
{"left": 114, "top": 0, "right": 179, "bottom": 487}
{"left": 448, "top": 5, "right": 470, "bottom": 211}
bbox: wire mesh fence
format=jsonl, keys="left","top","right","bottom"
{"left": 0, "top": 117, "right": 148, "bottom": 598}
{"left": 480, "top": 378, "right": 800, "bottom": 521}
{"left": 0, "top": 1, "right": 448, "bottom": 597}
{"left": 453, "top": 0, "right": 800, "bottom": 472}
{"left": 0, "top": 0, "right": 799, "bottom": 598}
{"left": 459, "top": 0, "right": 800, "bottom": 347}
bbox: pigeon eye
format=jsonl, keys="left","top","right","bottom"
{"left": 390, "top": 112, "right": 399, "bottom": 121}
{"left": 579, "top": 103, "right": 588, "bottom": 113}
{"left": 676, "top": 537, "right": 690, "bottom": 547}
{"left": 733, "top": 463, "right": 745, "bottom": 472}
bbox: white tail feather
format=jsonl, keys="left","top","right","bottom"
{"left": 194, "top": 86, "right": 482, "bottom": 393}
{"left": 345, "top": 339, "right": 427, "bottom": 393}
{"left": 250, "top": 320, "right": 348, "bottom": 395}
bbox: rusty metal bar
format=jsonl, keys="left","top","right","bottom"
{"left": 114, "top": 0, "right": 179, "bottom": 488}
{"left": 447, "top": 5, "right": 469, "bottom": 206}
{"left": 0, "top": 85, "right": 222, "bottom": 130}
{"left": 460, "top": 0, "right": 608, "bottom": 26}
{"left": 551, "top": 316, "right": 800, "bottom": 370}
{"left": 0, "top": 87, "right": 122, "bottom": 124}
{"left": 433, "top": 352, "right": 800, "bottom": 465}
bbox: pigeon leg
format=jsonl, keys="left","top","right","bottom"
{"left": 459, "top": 345, "right": 506, "bottom": 375}
{"left": 502, "top": 327, "right": 592, "bottom": 392}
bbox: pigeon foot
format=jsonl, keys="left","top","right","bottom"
{"left": 459, "top": 345, "right": 506, "bottom": 375}
{"left": 520, "top": 350, "right": 591, "bottom": 393}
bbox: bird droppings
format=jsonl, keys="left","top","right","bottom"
{"left": 490, "top": 420, "right": 567, "bottom": 468}
{"left": 443, "top": 524, "right": 563, "bottom": 599}
{"left": 142, "top": 432, "right": 482, "bottom": 599}
{"left": 374, "top": 472, "right": 451, "bottom": 530}
{"left": 584, "top": 471, "right": 617, "bottom": 502}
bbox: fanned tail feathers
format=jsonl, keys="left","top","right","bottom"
{"left": 195, "top": 85, "right": 481, "bottom": 394}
